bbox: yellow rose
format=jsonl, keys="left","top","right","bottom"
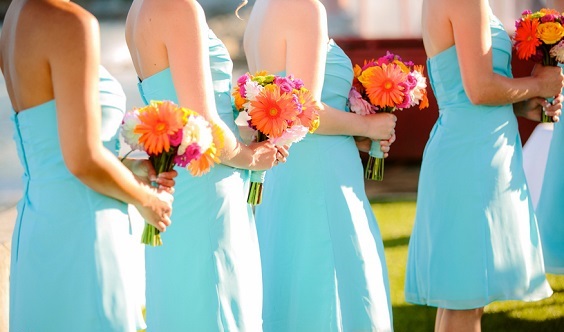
{"left": 538, "top": 22, "right": 564, "bottom": 44}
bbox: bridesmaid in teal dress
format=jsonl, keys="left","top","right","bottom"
{"left": 405, "top": 1, "right": 563, "bottom": 330}
{"left": 244, "top": 0, "right": 397, "bottom": 330}
{"left": 125, "top": 1, "right": 285, "bottom": 330}
{"left": 2, "top": 1, "right": 176, "bottom": 331}
{"left": 536, "top": 0, "right": 564, "bottom": 275}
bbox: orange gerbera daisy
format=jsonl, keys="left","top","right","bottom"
{"left": 135, "top": 100, "right": 185, "bottom": 155}
{"left": 187, "top": 122, "right": 223, "bottom": 176}
{"left": 295, "top": 89, "right": 320, "bottom": 131}
{"left": 249, "top": 85, "right": 297, "bottom": 138}
{"left": 359, "top": 63, "right": 407, "bottom": 108}
{"left": 514, "top": 19, "right": 541, "bottom": 60}
{"left": 188, "top": 152, "right": 215, "bottom": 176}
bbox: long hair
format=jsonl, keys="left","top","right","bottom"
{"left": 235, "top": 0, "right": 248, "bottom": 19}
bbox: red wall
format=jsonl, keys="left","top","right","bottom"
{"left": 335, "top": 38, "right": 539, "bottom": 163}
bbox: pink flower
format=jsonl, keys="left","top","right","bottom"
{"left": 169, "top": 129, "right": 183, "bottom": 146}
{"left": 269, "top": 125, "right": 309, "bottom": 146}
{"left": 274, "top": 76, "right": 295, "bottom": 94}
{"left": 237, "top": 73, "right": 251, "bottom": 97}
{"left": 174, "top": 143, "right": 203, "bottom": 167}
{"left": 291, "top": 77, "right": 304, "bottom": 90}
{"left": 348, "top": 88, "right": 377, "bottom": 115}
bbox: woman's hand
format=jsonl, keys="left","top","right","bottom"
{"left": 248, "top": 141, "right": 278, "bottom": 171}
{"left": 355, "top": 133, "right": 396, "bottom": 158}
{"left": 531, "top": 64, "right": 564, "bottom": 99}
{"left": 124, "top": 159, "right": 178, "bottom": 194}
{"left": 135, "top": 187, "right": 174, "bottom": 233}
{"left": 515, "top": 94, "right": 563, "bottom": 122}
{"left": 362, "top": 112, "right": 397, "bottom": 141}
{"left": 274, "top": 145, "right": 290, "bottom": 165}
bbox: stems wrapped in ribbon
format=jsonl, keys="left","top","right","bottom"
{"left": 233, "top": 71, "right": 320, "bottom": 205}
{"left": 121, "top": 100, "right": 224, "bottom": 246}
{"left": 348, "top": 53, "right": 429, "bottom": 180}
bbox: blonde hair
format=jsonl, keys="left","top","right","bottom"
{"left": 235, "top": 0, "right": 248, "bottom": 19}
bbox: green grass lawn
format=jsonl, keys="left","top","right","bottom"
{"left": 373, "top": 201, "right": 564, "bottom": 332}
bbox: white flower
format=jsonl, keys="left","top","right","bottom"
{"left": 550, "top": 41, "right": 564, "bottom": 63}
{"left": 235, "top": 110, "right": 253, "bottom": 127}
{"left": 244, "top": 81, "right": 263, "bottom": 104}
{"left": 121, "top": 110, "right": 143, "bottom": 150}
{"left": 269, "top": 125, "right": 309, "bottom": 146}
{"left": 178, "top": 115, "right": 213, "bottom": 155}
{"left": 410, "top": 70, "right": 427, "bottom": 106}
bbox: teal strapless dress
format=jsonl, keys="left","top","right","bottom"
{"left": 139, "top": 30, "right": 261, "bottom": 331}
{"left": 405, "top": 15, "right": 553, "bottom": 309}
{"left": 9, "top": 67, "right": 144, "bottom": 331}
{"left": 254, "top": 40, "right": 393, "bottom": 332}
{"left": 536, "top": 119, "right": 564, "bottom": 274}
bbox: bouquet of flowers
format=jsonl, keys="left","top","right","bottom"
{"left": 348, "top": 52, "right": 429, "bottom": 181}
{"left": 121, "top": 100, "right": 224, "bottom": 246}
{"left": 514, "top": 8, "right": 564, "bottom": 122}
{"left": 233, "top": 71, "right": 320, "bottom": 205}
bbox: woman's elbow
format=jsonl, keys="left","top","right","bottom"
{"left": 63, "top": 151, "right": 99, "bottom": 179}
{"left": 465, "top": 87, "right": 489, "bottom": 105}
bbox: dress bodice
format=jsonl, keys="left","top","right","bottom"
{"left": 279, "top": 39, "right": 353, "bottom": 112}
{"left": 10, "top": 66, "right": 125, "bottom": 181}
{"left": 427, "top": 15, "right": 512, "bottom": 111}
{"left": 137, "top": 29, "right": 234, "bottom": 120}
{"left": 321, "top": 39, "right": 354, "bottom": 111}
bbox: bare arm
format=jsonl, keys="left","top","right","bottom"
{"left": 258, "top": 1, "right": 396, "bottom": 141}
{"left": 450, "top": 0, "right": 563, "bottom": 105}
{"left": 160, "top": 1, "right": 276, "bottom": 170}
{"left": 50, "top": 8, "right": 172, "bottom": 231}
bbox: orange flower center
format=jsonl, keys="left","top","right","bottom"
{"left": 384, "top": 80, "right": 394, "bottom": 90}
{"left": 155, "top": 122, "right": 167, "bottom": 133}
{"left": 269, "top": 108, "right": 279, "bottom": 116}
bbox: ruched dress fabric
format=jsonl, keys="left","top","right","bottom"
{"left": 536, "top": 118, "right": 564, "bottom": 274}
{"left": 9, "top": 66, "right": 144, "bottom": 331}
{"left": 255, "top": 40, "right": 393, "bottom": 332}
{"left": 405, "top": 15, "right": 553, "bottom": 309}
{"left": 138, "top": 29, "right": 262, "bottom": 331}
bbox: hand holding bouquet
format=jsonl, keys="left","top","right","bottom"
{"left": 121, "top": 100, "right": 224, "bottom": 246}
{"left": 233, "top": 71, "right": 320, "bottom": 205}
{"left": 514, "top": 8, "right": 564, "bottom": 122}
{"left": 348, "top": 52, "right": 429, "bottom": 180}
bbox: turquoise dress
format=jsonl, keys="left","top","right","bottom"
{"left": 536, "top": 119, "right": 564, "bottom": 274}
{"left": 9, "top": 67, "right": 143, "bottom": 331}
{"left": 405, "top": 15, "right": 553, "bottom": 309}
{"left": 255, "top": 40, "right": 393, "bottom": 332}
{"left": 139, "top": 30, "right": 262, "bottom": 331}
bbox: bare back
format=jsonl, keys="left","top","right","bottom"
{"left": 243, "top": 0, "right": 289, "bottom": 74}
{"left": 0, "top": 1, "right": 61, "bottom": 112}
{"left": 421, "top": 0, "right": 457, "bottom": 59}
{"left": 125, "top": 0, "right": 170, "bottom": 80}
{"left": 244, "top": 0, "right": 328, "bottom": 102}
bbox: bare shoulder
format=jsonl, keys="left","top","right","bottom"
{"left": 153, "top": 0, "right": 204, "bottom": 19}
{"left": 140, "top": 0, "right": 206, "bottom": 32}
{"left": 38, "top": 2, "right": 99, "bottom": 52}
{"left": 269, "top": 0, "right": 325, "bottom": 20}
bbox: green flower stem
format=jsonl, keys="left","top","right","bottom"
{"left": 142, "top": 148, "right": 177, "bottom": 247}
